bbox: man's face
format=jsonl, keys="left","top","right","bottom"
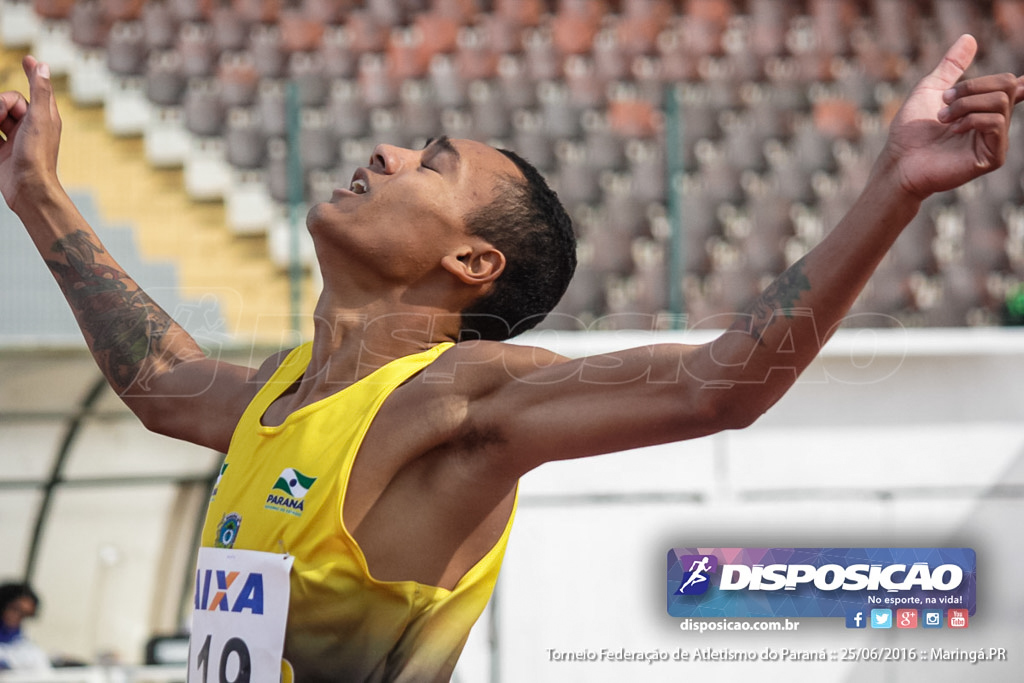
{"left": 307, "top": 137, "right": 520, "bottom": 282}
{"left": 2, "top": 595, "right": 36, "bottom": 629}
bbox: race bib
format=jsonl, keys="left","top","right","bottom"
{"left": 188, "top": 548, "right": 294, "bottom": 683}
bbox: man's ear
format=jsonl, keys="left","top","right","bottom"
{"left": 441, "top": 244, "right": 506, "bottom": 286}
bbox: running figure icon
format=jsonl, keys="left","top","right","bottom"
{"left": 678, "top": 556, "right": 714, "bottom": 594}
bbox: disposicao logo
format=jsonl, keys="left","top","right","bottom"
{"left": 667, "top": 548, "right": 976, "bottom": 620}
{"left": 265, "top": 467, "right": 317, "bottom": 516}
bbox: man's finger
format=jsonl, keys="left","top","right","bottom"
{"left": 1, "top": 114, "right": 16, "bottom": 138}
{"left": 0, "top": 91, "right": 28, "bottom": 122}
{"left": 1015, "top": 75, "right": 1024, "bottom": 105}
{"left": 0, "top": 91, "right": 27, "bottom": 138}
{"left": 21, "top": 55, "right": 55, "bottom": 118}
{"left": 928, "top": 34, "right": 978, "bottom": 91}
{"left": 940, "top": 86, "right": 1016, "bottom": 124}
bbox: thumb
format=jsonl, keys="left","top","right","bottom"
{"left": 927, "top": 34, "right": 977, "bottom": 90}
{"left": 21, "top": 55, "right": 56, "bottom": 117}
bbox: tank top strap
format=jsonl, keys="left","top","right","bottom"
{"left": 237, "top": 341, "right": 456, "bottom": 430}
{"left": 358, "top": 341, "right": 455, "bottom": 390}
{"left": 239, "top": 342, "right": 315, "bottom": 424}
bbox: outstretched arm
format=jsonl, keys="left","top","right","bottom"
{"left": 0, "top": 56, "right": 258, "bottom": 451}
{"left": 700, "top": 34, "right": 1024, "bottom": 413}
{"left": 461, "top": 35, "right": 1024, "bottom": 475}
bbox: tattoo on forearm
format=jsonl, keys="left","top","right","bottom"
{"left": 45, "top": 230, "right": 174, "bottom": 391}
{"left": 731, "top": 260, "right": 812, "bottom": 344}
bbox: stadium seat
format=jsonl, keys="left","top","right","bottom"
{"left": 13, "top": 0, "right": 1024, "bottom": 330}
{"left": 327, "top": 78, "right": 370, "bottom": 139}
{"left": 319, "top": 24, "right": 358, "bottom": 79}
{"left": 224, "top": 105, "right": 266, "bottom": 169}
{"left": 176, "top": 21, "right": 217, "bottom": 78}
{"left": 398, "top": 80, "right": 443, "bottom": 141}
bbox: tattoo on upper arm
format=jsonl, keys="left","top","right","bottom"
{"left": 731, "top": 260, "right": 812, "bottom": 344}
{"left": 45, "top": 230, "right": 176, "bottom": 391}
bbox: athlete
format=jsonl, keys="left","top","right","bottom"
{"left": 2, "top": 34, "right": 1022, "bottom": 682}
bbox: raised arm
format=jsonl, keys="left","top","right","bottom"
{"left": 462, "top": 35, "right": 1024, "bottom": 475}
{"left": 691, "top": 34, "right": 1024, "bottom": 413}
{"left": 0, "top": 56, "right": 258, "bottom": 451}
{"left": 685, "top": 35, "right": 1024, "bottom": 413}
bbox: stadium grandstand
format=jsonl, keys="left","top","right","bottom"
{"left": 1, "top": 1, "right": 1023, "bottom": 681}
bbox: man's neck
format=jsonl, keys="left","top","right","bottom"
{"left": 304, "top": 293, "right": 460, "bottom": 388}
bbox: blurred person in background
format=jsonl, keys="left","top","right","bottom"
{"left": 0, "top": 582, "right": 51, "bottom": 671}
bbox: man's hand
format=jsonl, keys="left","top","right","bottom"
{"left": 884, "top": 34, "right": 1024, "bottom": 200}
{"left": 0, "top": 56, "right": 61, "bottom": 214}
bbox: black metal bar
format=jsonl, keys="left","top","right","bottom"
{"left": 23, "top": 375, "right": 108, "bottom": 580}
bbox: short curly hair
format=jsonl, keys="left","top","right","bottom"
{"left": 459, "top": 149, "right": 576, "bottom": 341}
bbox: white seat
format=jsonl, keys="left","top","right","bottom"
{"left": 68, "top": 46, "right": 110, "bottom": 106}
{"left": 32, "top": 18, "right": 76, "bottom": 76}
{"left": 183, "top": 135, "right": 231, "bottom": 201}
{"left": 144, "top": 105, "right": 189, "bottom": 168}
{"left": 0, "top": 0, "right": 41, "bottom": 47}
{"left": 105, "top": 75, "right": 151, "bottom": 136}
{"left": 226, "top": 169, "right": 275, "bottom": 236}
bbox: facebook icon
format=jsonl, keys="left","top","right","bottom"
{"left": 846, "top": 610, "right": 867, "bottom": 629}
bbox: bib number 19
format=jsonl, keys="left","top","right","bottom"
{"left": 189, "top": 548, "right": 293, "bottom": 683}
{"left": 195, "top": 635, "right": 252, "bottom": 683}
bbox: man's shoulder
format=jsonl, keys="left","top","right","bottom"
{"left": 423, "top": 339, "right": 571, "bottom": 388}
{"left": 252, "top": 347, "right": 297, "bottom": 383}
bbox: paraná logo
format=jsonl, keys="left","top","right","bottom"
{"left": 265, "top": 468, "right": 318, "bottom": 517}
{"left": 273, "top": 468, "right": 316, "bottom": 499}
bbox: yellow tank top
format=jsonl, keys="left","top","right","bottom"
{"left": 200, "top": 342, "right": 517, "bottom": 682}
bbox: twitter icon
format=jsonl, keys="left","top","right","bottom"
{"left": 871, "top": 609, "right": 892, "bottom": 629}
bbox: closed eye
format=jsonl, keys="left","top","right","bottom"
{"left": 420, "top": 135, "right": 459, "bottom": 174}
